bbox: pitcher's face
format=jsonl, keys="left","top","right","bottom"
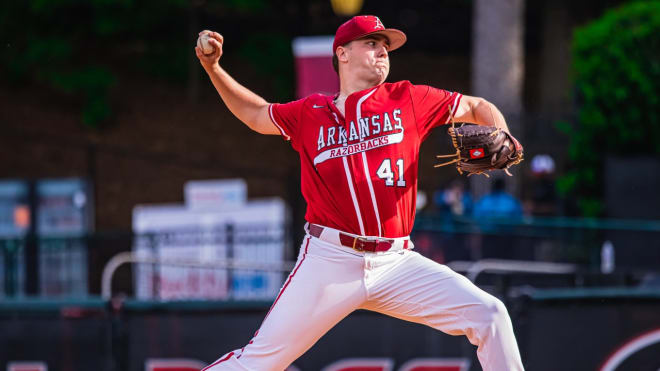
{"left": 344, "top": 35, "right": 391, "bottom": 85}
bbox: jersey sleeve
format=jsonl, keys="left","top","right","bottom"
{"left": 268, "top": 98, "right": 306, "bottom": 146}
{"left": 410, "top": 84, "right": 462, "bottom": 141}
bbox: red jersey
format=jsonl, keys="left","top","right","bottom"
{"left": 269, "top": 81, "right": 462, "bottom": 238}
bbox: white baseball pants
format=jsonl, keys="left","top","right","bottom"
{"left": 203, "top": 230, "right": 524, "bottom": 371}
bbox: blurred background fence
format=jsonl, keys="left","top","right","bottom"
{"left": 1, "top": 223, "right": 293, "bottom": 300}
{"left": 2, "top": 216, "right": 659, "bottom": 300}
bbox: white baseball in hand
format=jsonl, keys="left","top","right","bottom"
{"left": 197, "top": 33, "right": 215, "bottom": 55}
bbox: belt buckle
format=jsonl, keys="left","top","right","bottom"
{"left": 352, "top": 236, "right": 366, "bottom": 252}
{"left": 352, "top": 236, "right": 379, "bottom": 252}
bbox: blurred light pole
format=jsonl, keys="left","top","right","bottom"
{"left": 471, "top": 0, "right": 525, "bottom": 199}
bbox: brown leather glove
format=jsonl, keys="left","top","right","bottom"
{"left": 435, "top": 123, "right": 524, "bottom": 177}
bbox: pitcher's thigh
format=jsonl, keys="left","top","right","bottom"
{"left": 365, "top": 251, "right": 507, "bottom": 336}
{"left": 222, "top": 238, "right": 366, "bottom": 370}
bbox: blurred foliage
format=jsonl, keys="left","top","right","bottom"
{"left": 239, "top": 32, "right": 294, "bottom": 102}
{"left": 0, "top": 0, "right": 188, "bottom": 127}
{"left": 558, "top": 0, "right": 660, "bottom": 216}
{"left": 0, "top": 0, "right": 283, "bottom": 128}
{"left": 222, "top": 0, "right": 267, "bottom": 13}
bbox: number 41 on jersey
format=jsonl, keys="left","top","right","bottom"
{"left": 376, "top": 158, "right": 406, "bottom": 187}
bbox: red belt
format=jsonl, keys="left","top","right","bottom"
{"left": 309, "top": 224, "right": 406, "bottom": 253}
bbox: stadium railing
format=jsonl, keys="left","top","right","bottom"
{"left": 1, "top": 216, "right": 659, "bottom": 299}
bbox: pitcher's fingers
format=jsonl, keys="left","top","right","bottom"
{"left": 211, "top": 32, "right": 224, "bottom": 43}
{"left": 207, "top": 38, "right": 221, "bottom": 48}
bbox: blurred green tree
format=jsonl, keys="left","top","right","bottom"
{"left": 557, "top": 0, "right": 660, "bottom": 216}
{"left": 0, "top": 0, "right": 190, "bottom": 127}
{"left": 0, "top": 0, "right": 278, "bottom": 128}
{"left": 239, "top": 32, "right": 293, "bottom": 102}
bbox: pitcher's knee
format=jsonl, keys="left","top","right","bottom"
{"left": 471, "top": 295, "right": 510, "bottom": 328}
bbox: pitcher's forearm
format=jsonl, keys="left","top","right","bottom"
{"left": 471, "top": 99, "right": 509, "bottom": 132}
{"left": 454, "top": 95, "right": 511, "bottom": 133}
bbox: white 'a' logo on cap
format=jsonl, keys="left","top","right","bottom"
{"left": 374, "top": 17, "right": 384, "bottom": 29}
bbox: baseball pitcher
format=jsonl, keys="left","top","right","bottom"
{"left": 196, "top": 15, "right": 524, "bottom": 371}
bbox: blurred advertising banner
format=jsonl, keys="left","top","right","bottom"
{"left": 184, "top": 179, "right": 247, "bottom": 211}
{"left": 0, "top": 181, "right": 30, "bottom": 237}
{"left": 292, "top": 36, "right": 338, "bottom": 99}
{"left": 6, "top": 362, "right": 48, "bottom": 371}
{"left": 36, "top": 178, "right": 92, "bottom": 297}
{"left": 0, "top": 181, "right": 29, "bottom": 297}
{"left": 132, "top": 179, "right": 290, "bottom": 301}
{"left": 36, "top": 178, "right": 93, "bottom": 236}
{"left": 0, "top": 178, "right": 92, "bottom": 298}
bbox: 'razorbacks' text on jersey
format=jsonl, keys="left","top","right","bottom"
{"left": 269, "top": 81, "right": 462, "bottom": 238}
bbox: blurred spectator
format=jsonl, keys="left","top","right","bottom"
{"left": 426, "top": 180, "right": 473, "bottom": 262}
{"left": 469, "top": 178, "right": 523, "bottom": 260}
{"left": 525, "top": 154, "right": 559, "bottom": 216}
{"left": 528, "top": 175, "right": 558, "bottom": 216}
{"left": 473, "top": 178, "right": 523, "bottom": 220}
{"left": 433, "top": 179, "right": 473, "bottom": 218}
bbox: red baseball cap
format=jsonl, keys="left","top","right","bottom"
{"left": 333, "top": 15, "right": 407, "bottom": 55}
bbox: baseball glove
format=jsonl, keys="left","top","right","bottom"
{"left": 435, "top": 123, "right": 524, "bottom": 177}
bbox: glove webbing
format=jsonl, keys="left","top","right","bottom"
{"left": 433, "top": 110, "right": 500, "bottom": 177}
{"left": 435, "top": 105, "right": 463, "bottom": 170}
{"left": 434, "top": 122, "right": 465, "bottom": 173}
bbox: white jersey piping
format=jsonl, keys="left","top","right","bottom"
{"left": 331, "top": 111, "right": 366, "bottom": 235}
{"left": 268, "top": 104, "right": 291, "bottom": 140}
{"left": 343, "top": 156, "right": 365, "bottom": 235}
{"left": 356, "top": 88, "right": 382, "bottom": 237}
{"left": 444, "top": 93, "right": 462, "bottom": 124}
